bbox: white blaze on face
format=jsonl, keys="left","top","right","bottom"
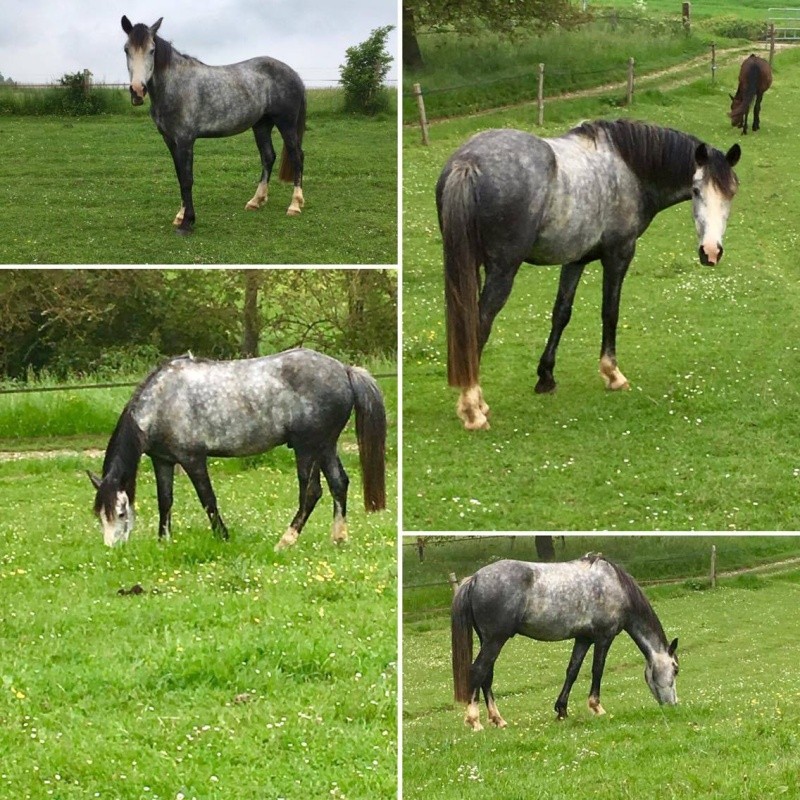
{"left": 100, "top": 491, "right": 135, "bottom": 547}
{"left": 693, "top": 168, "right": 731, "bottom": 266}
{"left": 125, "top": 42, "right": 155, "bottom": 100}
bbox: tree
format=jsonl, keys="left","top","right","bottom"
{"left": 403, "top": 1, "right": 586, "bottom": 68}
{"left": 340, "top": 25, "right": 395, "bottom": 114}
{"left": 241, "top": 271, "right": 262, "bottom": 358}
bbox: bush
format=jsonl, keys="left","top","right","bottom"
{"left": 58, "top": 71, "right": 104, "bottom": 115}
{"left": 340, "top": 26, "right": 395, "bottom": 114}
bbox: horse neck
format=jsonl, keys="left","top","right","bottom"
{"left": 624, "top": 607, "right": 668, "bottom": 662}
{"left": 102, "top": 407, "right": 144, "bottom": 499}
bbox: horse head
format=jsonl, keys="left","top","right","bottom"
{"left": 644, "top": 638, "right": 679, "bottom": 705}
{"left": 87, "top": 470, "right": 135, "bottom": 546}
{"left": 121, "top": 15, "right": 163, "bottom": 105}
{"left": 692, "top": 142, "right": 741, "bottom": 266}
{"left": 729, "top": 91, "right": 746, "bottom": 129}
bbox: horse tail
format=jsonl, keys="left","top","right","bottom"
{"left": 346, "top": 366, "right": 387, "bottom": 512}
{"left": 439, "top": 161, "right": 482, "bottom": 389}
{"left": 451, "top": 575, "right": 475, "bottom": 703}
{"left": 279, "top": 90, "right": 306, "bottom": 183}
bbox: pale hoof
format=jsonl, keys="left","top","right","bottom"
{"left": 465, "top": 718, "right": 483, "bottom": 732}
{"left": 490, "top": 717, "right": 508, "bottom": 729}
{"left": 331, "top": 521, "right": 348, "bottom": 545}
{"left": 588, "top": 699, "right": 606, "bottom": 716}
{"left": 274, "top": 527, "right": 299, "bottom": 552}
{"left": 245, "top": 200, "right": 263, "bottom": 211}
{"left": 286, "top": 206, "right": 302, "bottom": 217}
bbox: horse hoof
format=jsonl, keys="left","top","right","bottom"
{"left": 463, "top": 416, "right": 490, "bottom": 431}
{"left": 491, "top": 718, "right": 508, "bottom": 729}
{"left": 286, "top": 207, "right": 302, "bottom": 217}
{"left": 174, "top": 226, "right": 193, "bottom": 237}
{"left": 534, "top": 379, "right": 557, "bottom": 394}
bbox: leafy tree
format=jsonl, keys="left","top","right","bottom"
{"left": 403, "top": 1, "right": 587, "bottom": 68}
{"left": 339, "top": 26, "right": 395, "bottom": 114}
{"left": 58, "top": 70, "right": 103, "bottom": 115}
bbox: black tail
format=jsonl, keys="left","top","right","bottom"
{"left": 346, "top": 366, "right": 386, "bottom": 512}
{"left": 451, "top": 576, "right": 475, "bottom": 703}
{"left": 440, "top": 161, "right": 483, "bottom": 389}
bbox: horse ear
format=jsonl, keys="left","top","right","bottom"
{"left": 151, "top": 17, "right": 163, "bottom": 36}
{"left": 121, "top": 15, "right": 133, "bottom": 34}
{"left": 725, "top": 144, "right": 742, "bottom": 168}
{"left": 668, "top": 638, "right": 678, "bottom": 656}
{"left": 87, "top": 470, "right": 103, "bottom": 490}
{"left": 694, "top": 143, "right": 709, "bottom": 168}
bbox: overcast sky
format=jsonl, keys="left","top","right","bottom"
{"left": 0, "top": 0, "right": 398, "bottom": 86}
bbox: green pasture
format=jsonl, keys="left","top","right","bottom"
{"left": 0, "top": 89, "right": 397, "bottom": 264}
{"left": 403, "top": 536, "right": 800, "bottom": 799}
{"left": 0, "top": 374, "right": 397, "bottom": 799}
{"left": 402, "top": 44, "right": 800, "bottom": 531}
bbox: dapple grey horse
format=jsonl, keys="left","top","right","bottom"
{"left": 122, "top": 15, "right": 306, "bottom": 233}
{"left": 452, "top": 554, "right": 678, "bottom": 728}
{"left": 88, "top": 348, "right": 386, "bottom": 551}
{"left": 438, "top": 119, "right": 741, "bottom": 429}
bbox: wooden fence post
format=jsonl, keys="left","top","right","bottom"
{"left": 626, "top": 57, "right": 635, "bottom": 106}
{"left": 413, "top": 82, "right": 430, "bottom": 146}
{"left": 537, "top": 63, "right": 545, "bottom": 126}
{"left": 682, "top": 2, "right": 691, "bottom": 33}
{"left": 769, "top": 23, "right": 776, "bottom": 65}
{"left": 449, "top": 572, "right": 459, "bottom": 593}
{"left": 710, "top": 545, "right": 717, "bottom": 588}
{"left": 710, "top": 42, "right": 716, "bottom": 84}
{"left": 416, "top": 536, "right": 426, "bottom": 562}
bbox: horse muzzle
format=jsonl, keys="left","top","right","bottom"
{"left": 698, "top": 243, "right": 723, "bottom": 266}
{"left": 129, "top": 85, "right": 147, "bottom": 106}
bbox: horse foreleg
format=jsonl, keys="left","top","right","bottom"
{"left": 152, "top": 458, "right": 175, "bottom": 540}
{"left": 554, "top": 637, "right": 591, "bottom": 720}
{"left": 536, "top": 262, "right": 586, "bottom": 394}
{"left": 245, "top": 181, "right": 269, "bottom": 211}
{"left": 164, "top": 136, "right": 196, "bottom": 234}
{"left": 599, "top": 249, "right": 634, "bottom": 391}
{"left": 287, "top": 185, "right": 305, "bottom": 216}
{"left": 587, "top": 639, "right": 613, "bottom": 716}
{"left": 275, "top": 452, "right": 322, "bottom": 551}
{"left": 320, "top": 452, "right": 350, "bottom": 546}
{"left": 182, "top": 457, "right": 228, "bottom": 539}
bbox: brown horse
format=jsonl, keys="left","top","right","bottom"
{"left": 729, "top": 54, "right": 772, "bottom": 134}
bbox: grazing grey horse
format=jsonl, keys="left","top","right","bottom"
{"left": 438, "top": 119, "right": 741, "bottom": 429}
{"left": 451, "top": 555, "right": 678, "bottom": 728}
{"left": 88, "top": 349, "right": 386, "bottom": 550}
{"left": 121, "top": 15, "right": 306, "bottom": 233}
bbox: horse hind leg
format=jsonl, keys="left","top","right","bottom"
{"left": 320, "top": 450, "right": 350, "bottom": 546}
{"left": 465, "top": 636, "right": 507, "bottom": 731}
{"left": 456, "top": 262, "right": 520, "bottom": 430}
{"left": 275, "top": 451, "right": 322, "bottom": 551}
{"left": 182, "top": 457, "right": 228, "bottom": 539}
{"left": 276, "top": 119, "right": 305, "bottom": 216}
{"left": 246, "top": 120, "right": 276, "bottom": 211}
{"left": 752, "top": 94, "right": 763, "bottom": 132}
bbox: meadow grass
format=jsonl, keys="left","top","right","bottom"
{"left": 0, "top": 89, "right": 397, "bottom": 264}
{"left": 402, "top": 44, "right": 800, "bottom": 532}
{"left": 0, "top": 373, "right": 398, "bottom": 800}
{"left": 402, "top": 541, "right": 800, "bottom": 799}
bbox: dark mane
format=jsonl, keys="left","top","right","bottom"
{"left": 154, "top": 35, "right": 203, "bottom": 72}
{"left": 590, "top": 555, "right": 668, "bottom": 646}
{"left": 571, "top": 119, "right": 737, "bottom": 197}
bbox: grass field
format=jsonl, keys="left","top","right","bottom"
{"left": 0, "top": 372, "right": 397, "bottom": 799}
{"left": 402, "top": 536, "right": 800, "bottom": 799}
{"left": 0, "top": 90, "right": 397, "bottom": 264}
{"left": 402, "top": 44, "right": 800, "bottom": 531}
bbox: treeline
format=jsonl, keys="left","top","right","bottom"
{"left": 0, "top": 270, "right": 397, "bottom": 380}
